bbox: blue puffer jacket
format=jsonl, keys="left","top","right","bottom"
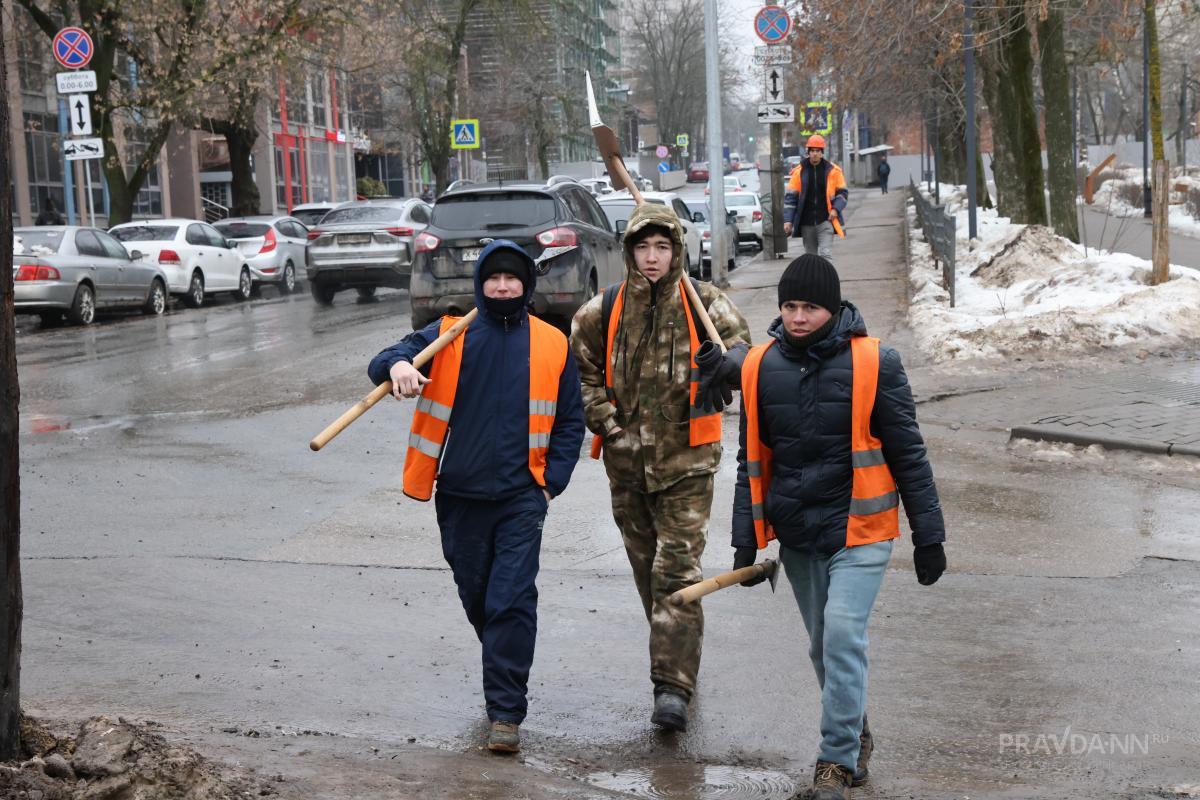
{"left": 732, "top": 303, "right": 945, "bottom": 554}
{"left": 368, "top": 240, "right": 585, "bottom": 501}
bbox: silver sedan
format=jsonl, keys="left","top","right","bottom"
{"left": 214, "top": 216, "right": 309, "bottom": 294}
{"left": 13, "top": 226, "right": 169, "bottom": 326}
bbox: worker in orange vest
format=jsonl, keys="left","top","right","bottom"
{"left": 368, "top": 240, "right": 585, "bottom": 755}
{"left": 731, "top": 254, "right": 946, "bottom": 800}
{"left": 783, "top": 134, "right": 849, "bottom": 260}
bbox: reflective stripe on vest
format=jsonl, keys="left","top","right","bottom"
{"left": 589, "top": 280, "right": 721, "bottom": 459}
{"left": 741, "top": 336, "right": 899, "bottom": 549}
{"left": 402, "top": 314, "right": 568, "bottom": 501}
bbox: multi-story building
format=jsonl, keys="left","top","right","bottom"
{"left": 4, "top": 5, "right": 356, "bottom": 227}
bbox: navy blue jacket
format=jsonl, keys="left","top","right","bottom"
{"left": 732, "top": 303, "right": 945, "bottom": 554}
{"left": 369, "top": 240, "right": 585, "bottom": 501}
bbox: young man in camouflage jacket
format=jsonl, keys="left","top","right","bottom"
{"left": 571, "top": 202, "right": 750, "bottom": 732}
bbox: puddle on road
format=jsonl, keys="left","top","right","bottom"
{"left": 585, "top": 764, "right": 797, "bottom": 799}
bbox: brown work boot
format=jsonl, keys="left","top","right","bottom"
{"left": 807, "top": 760, "right": 852, "bottom": 800}
{"left": 853, "top": 715, "right": 872, "bottom": 786}
{"left": 486, "top": 720, "right": 520, "bottom": 753}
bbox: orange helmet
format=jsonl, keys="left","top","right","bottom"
{"left": 806, "top": 134, "right": 826, "bottom": 150}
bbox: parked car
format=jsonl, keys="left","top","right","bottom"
{"left": 705, "top": 175, "right": 746, "bottom": 195}
{"left": 109, "top": 218, "right": 251, "bottom": 308}
{"left": 724, "top": 192, "right": 764, "bottom": 250}
{"left": 598, "top": 190, "right": 702, "bottom": 278}
{"left": 687, "top": 162, "right": 710, "bottom": 183}
{"left": 290, "top": 202, "right": 345, "bottom": 228}
{"left": 12, "top": 226, "right": 169, "bottom": 326}
{"left": 626, "top": 169, "right": 654, "bottom": 192}
{"left": 214, "top": 216, "right": 309, "bottom": 295}
{"left": 304, "top": 198, "right": 432, "bottom": 305}
{"left": 408, "top": 179, "right": 623, "bottom": 331}
{"left": 683, "top": 202, "right": 736, "bottom": 278}
{"left": 784, "top": 155, "right": 803, "bottom": 174}
{"left": 579, "top": 177, "right": 614, "bottom": 196}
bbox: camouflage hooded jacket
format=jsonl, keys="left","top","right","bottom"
{"left": 570, "top": 202, "right": 750, "bottom": 492}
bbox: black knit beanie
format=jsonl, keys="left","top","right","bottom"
{"left": 478, "top": 249, "right": 531, "bottom": 289}
{"left": 777, "top": 254, "right": 841, "bottom": 311}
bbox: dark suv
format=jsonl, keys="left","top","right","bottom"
{"left": 409, "top": 179, "right": 625, "bottom": 330}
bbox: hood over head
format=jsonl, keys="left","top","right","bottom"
{"left": 622, "top": 202, "right": 686, "bottom": 288}
{"left": 474, "top": 239, "right": 537, "bottom": 323}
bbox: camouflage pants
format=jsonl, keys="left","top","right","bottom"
{"left": 609, "top": 473, "right": 713, "bottom": 701}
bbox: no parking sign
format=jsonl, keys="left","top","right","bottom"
{"left": 52, "top": 27, "right": 94, "bottom": 69}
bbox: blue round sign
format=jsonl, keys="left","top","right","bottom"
{"left": 52, "top": 27, "right": 93, "bottom": 69}
{"left": 657, "top": 161, "right": 670, "bottom": 174}
{"left": 754, "top": 6, "right": 791, "bottom": 44}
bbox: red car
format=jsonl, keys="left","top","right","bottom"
{"left": 687, "top": 162, "right": 710, "bottom": 183}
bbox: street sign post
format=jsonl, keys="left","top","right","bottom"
{"left": 52, "top": 27, "right": 93, "bottom": 69}
{"left": 762, "top": 68, "right": 785, "bottom": 103}
{"left": 676, "top": 133, "right": 689, "bottom": 148}
{"left": 63, "top": 137, "right": 103, "bottom": 161}
{"left": 450, "top": 119, "right": 480, "bottom": 149}
{"left": 754, "top": 5, "right": 792, "bottom": 44}
{"left": 801, "top": 102, "right": 833, "bottom": 135}
{"left": 69, "top": 94, "right": 92, "bottom": 136}
{"left": 56, "top": 70, "right": 96, "bottom": 94}
{"left": 656, "top": 144, "right": 669, "bottom": 158}
{"left": 752, "top": 45, "right": 790, "bottom": 66}
{"left": 757, "top": 103, "right": 795, "bottom": 123}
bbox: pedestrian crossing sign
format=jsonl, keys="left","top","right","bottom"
{"left": 451, "top": 119, "right": 480, "bottom": 149}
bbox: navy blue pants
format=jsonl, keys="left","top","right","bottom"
{"left": 435, "top": 486, "right": 547, "bottom": 724}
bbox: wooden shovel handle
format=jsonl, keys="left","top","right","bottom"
{"left": 667, "top": 563, "right": 766, "bottom": 605}
{"left": 308, "top": 308, "right": 478, "bottom": 451}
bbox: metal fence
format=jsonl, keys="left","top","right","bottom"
{"left": 909, "top": 179, "right": 957, "bottom": 307}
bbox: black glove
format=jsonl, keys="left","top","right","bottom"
{"left": 694, "top": 341, "right": 737, "bottom": 412}
{"left": 914, "top": 543, "right": 946, "bottom": 586}
{"left": 733, "top": 546, "right": 765, "bottom": 587}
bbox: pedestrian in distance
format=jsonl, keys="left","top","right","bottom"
{"left": 731, "top": 254, "right": 946, "bottom": 799}
{"left": 877, "top": 155, "right": 891, "bottom": 194}
{"left": 571, "top": 202, "right": 751, "bottom": 733}
{"left": 782, "top": 134, "right": 849, "bottom": 261}
{"left": 368, "top": 240, "right": 585, "bottom": 755}
{"left": 35, "top": 196, "right": 66, "bottom": 226}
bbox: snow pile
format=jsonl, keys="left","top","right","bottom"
{"left": 908, "top": 185, "right": 1200, "bottom": 362}
{"left": 1088, "top": 165, "right": 1200, "bottom": 237}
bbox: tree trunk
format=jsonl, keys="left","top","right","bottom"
{"left": 1038, "top": 8, "right": 1080, "bottom": 242}
{"left": 225, "top": 126, "right": 261, "bottom": 216}
{"left": 0, "top": 11, "right": 24, "bottom": 761}
{"left": 980, "top": 43, "right": 1023, "bottom": 219}
{"left": 1004, "top": 2, "right": 1048, "bottom": 225}
{"left": 1178, "top": 64, "right": 1188, "bottom": 166}
{"left": 1145, "top": 0, "right": 1165, "bottom": 162}
{"left": 975, "top": 147, "right": 993, "bottom": 210}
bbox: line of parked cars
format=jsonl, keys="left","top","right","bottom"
{"left": 13, "top": 174, "right": 737, "bottom": 333}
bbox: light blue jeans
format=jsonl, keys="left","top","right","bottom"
{"left": 781, "top": 540, "right": 893, "bottom": 770}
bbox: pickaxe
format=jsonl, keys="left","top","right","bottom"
{"left": 666, "top": 559, "right": 780, "bottom": 605}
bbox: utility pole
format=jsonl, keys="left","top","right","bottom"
{"left": 964, "top": 0, "right": 978, "bottom": 240}
{"left": 0, "top": 6, "right": 24, "bottom": 761}
{"left": 704, "top": 0, "right": 726, "bottom": 284}
{"left": 1142, "top": 17, "right": 1151, "bottom": 217}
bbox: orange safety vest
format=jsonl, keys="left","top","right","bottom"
{"left": 589, "top": 280, "right": 721, "bottom": 459}
{"left": 402, "top": 314, "right": 568, "bottom": 501}
{"left": 786, "top": 161, "right": 847, "bottom": 238}
{"left": 742, "top": 336, "right": 899, "bottom": 549}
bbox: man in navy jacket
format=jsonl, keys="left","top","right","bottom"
{"left": 369, "top": 240, "right": 584, "bottom": 753}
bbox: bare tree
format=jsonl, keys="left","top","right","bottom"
{"left": 0, "top": 3, "right": 23, "bottom": 761}
{"left": 625, "top": 0, "right": 711, "bottom": 153}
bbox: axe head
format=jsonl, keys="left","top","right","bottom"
{"left": 762, "top": 558, "right": 780, "bottom": 592}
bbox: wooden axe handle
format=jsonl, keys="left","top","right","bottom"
{"left": 308, "top": 308, "right": 478, "bottom": 451}
{"left": 681, "top": 275, "right": 726, "bottom": 354}
{"left": 668, "top": 563, "right": 768, "bottom": 605}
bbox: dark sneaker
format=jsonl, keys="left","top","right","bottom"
{"left": 650, "top": 691, "right": 688, "bottom": 732}
{"left": 808, "top": 760, "right": 852, "bottom": 800}
{"left": 487, "top": 720, "right": 520, "bottom": 753}
{"left": 853, "top": 715, "right": 872, "bottom": 786}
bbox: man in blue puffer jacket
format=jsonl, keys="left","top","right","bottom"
{"left": 731, "top": 254, "right": 946, "bottom": 800}
{"left": 368, "top": 240, "right": 584, "bottom": 754}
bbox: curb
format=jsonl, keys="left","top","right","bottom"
{"left": 1009, "top": 425, "right": 1200, "bottom": 458}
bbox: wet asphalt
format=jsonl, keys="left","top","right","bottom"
{"left": 15, "top": 184, "right": 1200, "bottom": 799}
